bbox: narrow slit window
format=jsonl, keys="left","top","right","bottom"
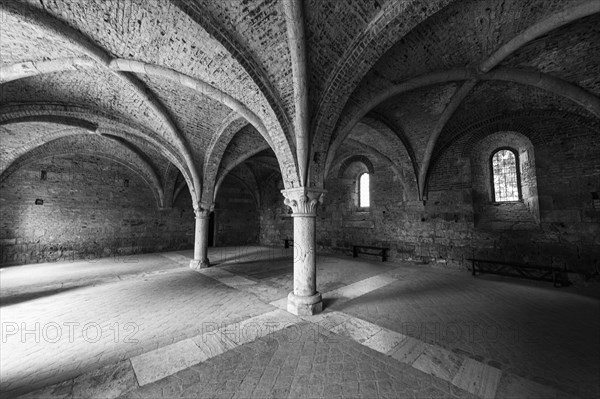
{"left": 492, "top": 149, "right": 519, "bottom": 202}
{"left": 359, "top": 173, "right": 370, "bottom": 208}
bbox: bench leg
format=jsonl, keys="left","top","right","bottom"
{"left": 353, "top": 247, "right": 358, "bottom": 258}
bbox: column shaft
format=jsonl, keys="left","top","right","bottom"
{"left": 293, "top": 214, "right": 316, "bottom": 297}
{"left": 282, "top": 187, "right": 326, "bottom": 316}
{"left": 190, "top": 210, "right": 210, "bottom": 270}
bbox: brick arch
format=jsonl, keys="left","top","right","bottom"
{"left": 169, "top": 0, "right": 293, "bottom": 147}
{"left": 110, "top": 60, "right": 300, "bottom": 191}
{"left": 425, "top": 110, "right": 600, "bottom": 198}
{"left": 0, "top": 115, "right": 97, "bottom": 132}
{"left": 337, "top": 155, "right": 375, "bottom": 179}
{"left": 317, "top": 0, "right": 600, "bottom": 189}
{"left": 162, "top": 163, "right": 183, "bottom": 209}
{"left": 360, "top": 115, "right": 420, "bottom": 189}
{"left": 1, "top": 135, "right": 165, "bottom": 208}
{"left": 322, "top": 68, "right": 600, "bottom": 180}
{"left": 224, "top": 165, "right": 261, "bottom": 210}
{"left": 0, "top": 103, "right": 194, "bottom": 195}
{"left": 202, "top": 113, "right": 249, "bottom": 201}
{"left": 214, "top": 143, "right": 271, "bottom": 202}
{"left": 456, "top": 111, "right": 600, "bottom": 159}
{"left": 311, "top": 0, "right": 453, "bottom": 182}
{"left": 172, "top": 179, "right": 188, "bottom": 205}
{"left": 1, "top": 0, "right": 301, "bottom": 192}
{"left": 330, "top": 140, "right": 416, "bottom": 202}
{"left": 470, "top": 131, "right": 541, "bottom": 228}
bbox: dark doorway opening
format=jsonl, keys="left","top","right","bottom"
{"left": 208, "top": 211, "right": 215, "bottom": 247}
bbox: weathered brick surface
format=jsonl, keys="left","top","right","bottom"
{"left": 1, "top": 0, "right": 598, "bottom": 276}
{"left": 258, "top": 172, "right": 293, "bottom": 246}
{"left": 373, "top": 83, "right": 460, "bottom": 167}
{"left": 0, "top": 11, "right": 85, "bottom": 65}
{"left": 181, "top": 0, "right": 294, "bottom": 127}
{"left": 470, "top": 131, "right": 540, "bottom": 229}
{"left": 215, "top": 171, "right": 260, "bottom": 247}
{"left": 0, "top": 154, "right": 194, "bottom": 266}
{"left": 122, "top": 322, "right": 473, "bottom": 399}
{"left": 215, "top": 125, "right": 271, "bottom": 193}
{"left": 0, "top": 104, "right": 185, "bottom": 169}
{"left": 359, "top": 0, "right": 586, "bottom": 88}
{"left": 322, "top": 0, "right": 597, "bottom": 185}
{"left": 0, "top": 70, "right": 174, "bottom": 143}
{"left": 259, "top": 112, "right": 599, "bottom": 274}
{"left": 501, "top": 13, "right": 600, "bottom": 97}
{"left": 339, "top": 263, "right": 600, "bottom": 399}
{"left": 1, "top": 135, "right": 166, "bottom": 209}
{"left": 309, "top": 0, "right": 452, "bottom": 162}
{"left": 203, "top": 115, "right": 249, "bottom": 199}
{"left": 137, "top": 73, "right": 232, "bottom": 167}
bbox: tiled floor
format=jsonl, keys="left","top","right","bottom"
{"left": 1, "top": 246, "right": 598, "bottom": 398}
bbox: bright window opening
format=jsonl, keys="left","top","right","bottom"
{"left": 359, "top": 173, "right": 370, "bottom": 208}
{"left": 492, "top": 149, "right": 519, "bottom": 202}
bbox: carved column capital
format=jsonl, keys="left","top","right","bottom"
{"left": 281, "top": 187, "right": 326, "bottom": 216}
{"left": 193, "top": 202, "right": 213, "bottom": 219}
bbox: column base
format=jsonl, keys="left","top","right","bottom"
{"left": 287, "top": 291, "right": 323, "bottom": 316}
{"left": 189, "top": 259, "right": 210, "bottom": 271}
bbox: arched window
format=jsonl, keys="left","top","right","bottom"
{"left": 359, "top": 173, "right": 370, "bottom": 208}
{"left": 491, "top": 148, "right": 521, "bottom": 202}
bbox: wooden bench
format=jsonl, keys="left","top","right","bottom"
{"left": 468, "top": 258, "right": 570, "bottom": 287}
{"left": 283, "top": 238, "right": 293, "bottom": 248}
{"left": 353, "top": 245, "right": 389, "bottom": 262}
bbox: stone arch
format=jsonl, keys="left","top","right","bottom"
{"left": 162, "top": 163, "right": 181, "bottom": 209}
{"left": 456, "top": 111, "right": 600, "bottom": 159}
{"left": 169, "top": 0, "right": 293, "bottom": 146}
{"left": 337, "top": 155, "right": 374, "bottom": 178}
{"left": 331, "top": 142, "right": 414, "bottom": 203}
{"left": 317, "top": 1, "right": 600, "bottom": 187}
{"left": 109, "top": 60, "right": 300, "bottom": 191}
{"left": 361, "top": 114, "right": 419, "bottom": 185}
{"left": 470, "top": 131, "right": 540, "bottom": 230}
{"left": 324, "top": 68, "right": 600, "bottom": 181}
{"left": 311, "top": 0, "right": 453, "bottom": 176}
{"left": 1, "top": 56, "right": 301, "bottom": 190}
{"left": 223, "top": 168, "right": 261, "bottom": 210}
{"left": 0, "top": 104, "right": 194, "bottom": 196}
{"left": 1, "top": 135, "right": 165, "bottom": 208}
{"left": 428, "top": 111, "right": 599, "bottom": 199}
{"left": 214, "top": 143, "right": 271, "bottom": 202}
{"left": 203, "top": 114, "right": 249, "bottom": 200}
{"left": 172, "top": 178, "right": 189, "bottom": 207}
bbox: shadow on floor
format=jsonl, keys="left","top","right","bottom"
{"left": 0, "top": 284, "right": 94, "bottom": 307}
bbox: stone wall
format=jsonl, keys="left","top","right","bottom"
{"left": 260, "top": 126, "right": 599, "bottom": 275}
{"left": 214, "top": 174, "right": 259, "bottom": 246}
{"left": 258, "top": 172, "right": 293, "bottom": 246}
{"left": 0, "top": 155, "right": 194, "bottom": 266}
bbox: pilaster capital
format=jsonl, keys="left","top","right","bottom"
{"left": 281, "top": 187, "right": 326, "bottom": 216}
{"left": 193, "top": 201, "right": 213, "bottom": 219}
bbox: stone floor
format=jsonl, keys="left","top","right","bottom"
{"left": 1, "top": 246, "right": 598, "bottom": 398}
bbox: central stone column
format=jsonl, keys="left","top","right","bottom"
{"left": 282, "top": 187, "right": 326, "bottom": 315}
{"left": 189, "top": 204, "right": 212, "bottom": 270}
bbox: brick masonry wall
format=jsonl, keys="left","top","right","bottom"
{"left": 470, "top": 131, "right": 540, "bottom": 229}
{"left": 260, "top": 127, "right": 599, "bottom": 274}
{"left": 0, "top": 155, "right": 194, "bottom": 266}
{"left": 258, "top": 173, "right": 293, "bottom": 246}
{"left": 214, "top": 174, "right": 259, "bottom": 246}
